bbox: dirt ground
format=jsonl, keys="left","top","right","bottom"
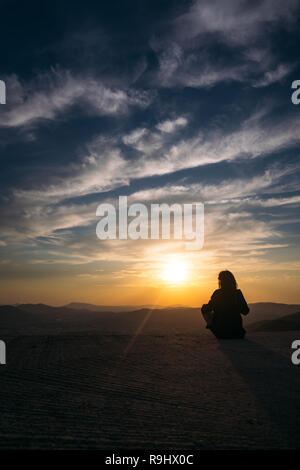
{"left": 0, "top": 330, "right": 299, "bottom": 449}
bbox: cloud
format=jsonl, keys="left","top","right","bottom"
{"left": 0, "top": 69, "right": 151, "bottom": 128}
{"left": 0, "top": 156, "right": 298, "bottom": 287}
{"left": 150, "top": 0, "right": 299, "bottom": 88}
{"left": 8, "top": 103, "right": 300, "bottom": 210}
{"left": 128, "top": 163, "right": 300, "bottom": 208}
{"left": 151, "top": 39, "right": 251, "bottom": 88}
{"left": 156, "top": 117, "right": 188, "bottom": 133}
{"left": 238, "top": 195, "right": 300, "bottom": 208}
{"left": 122, "top": 128, "right": 162, "bottom": 153}
{"left": 0, "top": 1, "right": 299, "bottom": 299}
{"left": 173, "top": 0, "right": 299, "bottom": 45}
{"left": 0, "top": 194, "right": 99, "bottom": 242}
{"left": 253, "top": 63, "right": 295, "bottom": 87}
{"left": 2, "top": 152, "right": 297, "bottom": 254}
{"left": 122, "top": 128, "right": 148, "bottom": 145}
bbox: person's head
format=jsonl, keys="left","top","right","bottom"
{"left": 218, "top": 270, "right": 237, "bottom": 290}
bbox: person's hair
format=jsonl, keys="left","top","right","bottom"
{"left": 218, "top": 270, "right": 237, "bottom": 290}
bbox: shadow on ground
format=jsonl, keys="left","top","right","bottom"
{"left": 218, "top": 338, "right": 300, "bottom": 448}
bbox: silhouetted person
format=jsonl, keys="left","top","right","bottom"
{"left": 201, "top": 270, "right": 249, "bottom": 339}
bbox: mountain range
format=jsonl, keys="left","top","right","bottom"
{"left": 0, "top": 302, "right": 299, "bottom": 335}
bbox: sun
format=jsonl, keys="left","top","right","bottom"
{"left": 161, "top": 260, "right": 188, "bottom": 285}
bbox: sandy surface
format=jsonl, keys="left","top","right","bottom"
{"left": 0, "top": 329, "right": 299, "bottom": 449}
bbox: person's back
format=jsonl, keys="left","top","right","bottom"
{"left": 202, "top": 271, "right": 249, "bottom": 339}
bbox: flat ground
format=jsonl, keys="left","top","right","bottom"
{"left": 0, "top": 330, "right": 299, "bottom": 449}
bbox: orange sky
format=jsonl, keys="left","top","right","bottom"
{"left": 2, "top": 249, "right": 299, "bottom": 306}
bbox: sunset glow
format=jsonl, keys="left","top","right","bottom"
{"left": 0, "top": 1, "right": 300, "bottom": 308}
{"left": 161, "top": 260, "right": 188, "bottom": 286}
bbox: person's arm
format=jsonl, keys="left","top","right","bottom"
{"left": 237, "top": 289, "right": 249, "bottom": 315}
{"left": 201, "top": 291, "right": 216, "bottom": 314}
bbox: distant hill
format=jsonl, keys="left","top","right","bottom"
{"left": 1, "top": 302, "right": 299, "bottom": 335}
{"left": 65, "top": 301, "right": 300, "bottom": 325}
{"left": 1, "top": 304, "right": 203, "bottom": 334}
{"left": 245, "top": 302, "right": 300, "bottom": 324}
{"left": 251, "top": 311, "right": 300, "bottom": 332}
{"left": 0, "top": 304, "right": 114, "bottom": 334}
{"left": 64, "top": 302, "right": 165, "bottom": 312}
{"left": 16, "top": 303, "right": 113, "bottom": 316}
{"left": 0, "top": 305, "right": 37, "bottom": 323}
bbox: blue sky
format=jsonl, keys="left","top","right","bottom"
{"left": 0, "top": 0, "right": 300, "bottom": 305}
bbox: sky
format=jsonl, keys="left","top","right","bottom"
{"left": 0, "top": 0, "right": 300, "bottom": 306}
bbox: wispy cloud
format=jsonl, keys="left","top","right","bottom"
{"left": 1, "top": 0, "right": 300, "bottom": 302}
{"left": 156, "top": 117, "right": 188, "bottom": 133}
{"left": 8, "top": 105, "right": 300, "bottom": 207}
{"left": 1, "top": 69, "right": 151, "bottom": 128}
{"left": 173, "top": 0, "right": 299, "bottom": 45}
{"left": 150, "top": 0, "right": 299, "bottom": 88}
{"left": 253, "top": 63, "right": 295, "bottom": 87}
